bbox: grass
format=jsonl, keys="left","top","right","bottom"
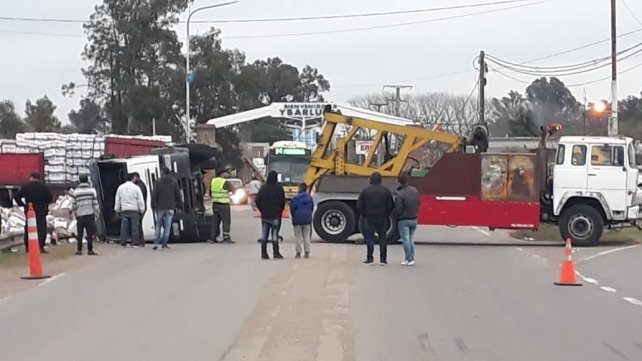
{"left": 511, "top": 224, "right": 642, "bottom": 243}
{"left": 0, "top": 242, "right": 78, "bottom": 270}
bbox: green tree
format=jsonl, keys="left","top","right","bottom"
{"left": 82, "top": 0, "right": 188, "bottom": 138}
{"left": 68, "top": 98, "right": 110, "bottom": 134}
{"left": 619, "top": 93, "right": 642, "bottom": 139}
{"left": 0, "top": 100, "right": 25, "bottom": 139}
{"left": 24, "top": 96, "right": 61, "bottom": 132}
{"left": 489, "top": 91, "right": 538, "bottom": 136}
{"left": 525, "top": 77, "right": 581, "bottom": 129}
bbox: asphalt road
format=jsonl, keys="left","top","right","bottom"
{"left": 1, "top": 206, "right": 641, "bottom": 361}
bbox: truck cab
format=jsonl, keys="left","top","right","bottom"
{"left": 552, "top": 136, "right": 641, "bottom": 245}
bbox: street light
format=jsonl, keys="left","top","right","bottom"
{"left": 592, "top": 100, "right": 608, "bottom": 114}
{"left": 185, "top": 1, "right": 239, "bottom": 143}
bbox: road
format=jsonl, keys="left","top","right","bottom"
{"left": 1, "top": 206, "right": 641, "bottom": 361}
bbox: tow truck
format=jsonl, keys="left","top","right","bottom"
{"left": 305, "top": 110, "right": 642, "bottom": 246}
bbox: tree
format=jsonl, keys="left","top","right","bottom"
{"left": 299, "top": 65, "right": 330, "bottom": 102}
{"left": 0, "top": 100, "right": 25, "bottom": 139}
{"left": 489, "top": 91, "right": 539, "bottom": 137}
{"left": 525, "top": 77, "right": 582, "bottom": 129}
{"left": 618, "top": 93, "right": 642, "bottom": 139}
{"left": 82, "top": 0, "right": 188, "bottom": 138}
{"left": 24, "top": 96, "right": 61, "bottom": 132}
{"left": 68, "top": 98, "right": 109, "bottom": 134}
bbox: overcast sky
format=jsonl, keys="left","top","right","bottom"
{"left": 1, "top": 0, "right": 641, "bottom": 124}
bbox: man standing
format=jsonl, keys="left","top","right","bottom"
{"left": 247, "top": 176, "right": 262, "bottom": 214}
{"left": 256, "top": 171, "right": 285, "bottom": 260}
{"left": 114, "top": 173, "right": 145, "bottom": 248}
{"left": 151, "top": 167, "right": 182, "bottom": 250}
{"left": 290, "top": 183, "right": 313, "bottom": 259}
{"left": 394, "top": 173, "right": 420, "bottom": 266}
{"left": 210, "top": 169, "right": 235, "bottom": 243}
{"left": 14, "top": 172, "right": 53, "bottom": 254}
{"left": 357, "top": 172, "right": 394, "bottom": 265}
{"left": 132, "top": 172, "right": 147, "bottom": 247}
{"left": 70, "top": 174, "right": 99, "bottom": 256}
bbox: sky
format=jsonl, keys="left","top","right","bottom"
{"left": 1, "top": 0, "right": 641, "bottom": 124}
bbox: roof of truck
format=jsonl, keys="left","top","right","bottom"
{"left": 559, "top": 136, "right": 630, "bottom": 144}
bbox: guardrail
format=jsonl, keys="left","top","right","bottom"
{"left": 0, "top": 232, "right": 23, "bottom": 251}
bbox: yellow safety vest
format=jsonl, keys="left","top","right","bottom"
{"left": 211, "top": 177, "right": 230, "bottom": 204}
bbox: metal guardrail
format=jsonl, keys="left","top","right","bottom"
{"left": 0, "top": 232, "right": 23, "bottom": 251}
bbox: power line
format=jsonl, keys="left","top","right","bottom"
{"left": 567, "top": 59, "right": 642, "bottom": 87}
{"left": 0, "top": 27, "right": 83, "bottom": 38}
{"left": 0, "top": 0, "right": 538, "bottom": 24}
{"left": 622, "top": 0, "right": 642, "bottom": 26}
{"left": 223, "top": 1, "right": 546, "bottom": 39}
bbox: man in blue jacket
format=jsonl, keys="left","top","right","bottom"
{"left": 290, "top": 183, "right": 314, "bottom": 258}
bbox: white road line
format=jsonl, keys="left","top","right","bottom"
{"left": 471, "top": 226, "right": 490, "bottom": 237}
{"left": 578, "top": 245, "right": 640, "bottom": 264}
{"left": 38, "top": 273, "right": 66, "bottom": 287}
{"left": 575, "top": 271, "right": 599, "bottom": 284}
{"left": 623, "top": 297, "right": 642, "bottom": 306}
{"left": 600, "top": 286, "right": 617, "bottom": 293}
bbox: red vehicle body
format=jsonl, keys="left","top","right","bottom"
{"left": 0, "top": 153, "right": 45, "bottom": 207}
{"left": 103, "top": 136, "right": 165, "bottom": 158}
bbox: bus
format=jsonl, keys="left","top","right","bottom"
{"left": 267, "top": 141, "right": 312, "bottom": 199}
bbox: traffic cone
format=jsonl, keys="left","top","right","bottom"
{"left": 554, "top": 238, "right": 581, "bottom": 286}
{"left": 21, "top": 203, "right": 51, "bottom": 280}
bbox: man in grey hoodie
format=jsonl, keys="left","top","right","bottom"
{"left": 70, "top": 174, "right": 99, "bottom": 255}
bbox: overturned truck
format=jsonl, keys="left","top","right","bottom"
{"left": 90, "top": 144, "right": 219, "bottom": 243}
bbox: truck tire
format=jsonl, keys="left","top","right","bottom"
{"left": 314, "top": 201, "right": 356, "bottom": 243}
{"left": 559, "top": 204, "right": 604, "bottom": 247}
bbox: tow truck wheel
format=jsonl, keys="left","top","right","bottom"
{"left": 559, "top": 204, "right": 604, "bottom": 247}
{"left": 314, "top": 201, "right": 356, "bottom": 243}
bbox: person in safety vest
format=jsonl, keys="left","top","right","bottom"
{"left": 209, "top": 169, "right": 236, "bottom": 243}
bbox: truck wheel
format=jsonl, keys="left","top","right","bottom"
{"left": 559, "top": 204, "right": 604, "bottom": 247}
{"left": 314, "top": 201, "right": 356, "bottom": 243}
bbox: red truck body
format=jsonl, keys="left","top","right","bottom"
{"left": 0, "top": 153, "right": 45, "bottom": 187}
{"left": 104, "top": 137, "right": 165, "bottom": 158}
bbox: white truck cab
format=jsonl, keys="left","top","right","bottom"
{"left": 553, "top": 136, "right": 641, "bottom": 245}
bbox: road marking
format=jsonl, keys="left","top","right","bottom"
{"left": 600, "top": 286, "right": 617, "bottom": 293}
{"left": 623, "top": 297, "right": 642, "bottom": 306}
{"left": 533, "top": 254, "right": 541, "bottom": 258}
{"left": 578, "top": 245, "right": 640, "bottom": 264}
{"left": 515, "top": 247, "right": 523, "bottom": 252}
{"left": 575, "top": 271, "right": 599, "bottom": 284}
{"left": 471, "top": 227, "right": 490, "bottom": 237}
{"left": 38, "top": 273, "right": 66, "bottom": 287}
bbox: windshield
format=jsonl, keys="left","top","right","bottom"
{"left": 268, "top": 160, "right": 309, "bottom": 183}
{"left": 228, "top": 179, "right": 243, "bottom": 188}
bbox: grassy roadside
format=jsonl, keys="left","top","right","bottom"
{"left": 0, "top": 243, "right": 78, "bottom": 270}
{"left": 511, "top": 224, "right": 642, "bottom": 243}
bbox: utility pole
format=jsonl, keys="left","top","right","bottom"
{"left": 478, "top": 50, "right": 487, "bottom": 126}
{"left": 609, "top": 0, "right": 618, "bottom": 136}
{"left": 383, "top": 84, "right": 412, "bottom": 117}
{"left": 369, "top": 102, "right": 388, "bottom": 113}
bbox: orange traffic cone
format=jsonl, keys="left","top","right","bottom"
{"left": 21, "top": 203, "right": 51, "bottom": 280}
{"left": 554, "top": 238, "right": 581, "bottom": 286}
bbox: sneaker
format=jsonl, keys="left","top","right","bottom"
{"left": 304, "top": 252, "right": 310, "bottom": 259}
{"left": 88, "top": 251, "right": 98, "bottom": 256}
{"left": 133, "top": 245, "right": 140, "bottom": 249}
{"left": 40, "top": 248, "right": 49, "bottom": 254}
{"left": 121, "top": 244, "right": 127, "bottom": 248}
{"left": 162, "top": 245, "right": 170, "bottom": 250}
{"left": 295, "top": 253, "right": 301, "bottom": 259}
{"left": 363, "top": 259, "right": 374, "bottom": 265}
{"left": 222, "top": 239, "right": 235, "bottom": 244}
{"left": 380, "top": 260, "right": 388, "bottom": 266}
{"left": 261, "top": 255, "right": 270, "bottom": 260}
{"left": 274, "top": 253, "right": 284, "bottom": 259}
{"left": 75, "top": 251, "right": 82, "bottom": 256}
{"left": 153, "top": 246, "right": 158, "bottom": 250}
{"left": 401, "top": 260, "right": 409, "bottom": 266}
{"left": 408, "top": 260, "right": 415, "bottom": 266}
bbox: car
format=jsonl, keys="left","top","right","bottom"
{"left": 227, "top": 178, "right": 248, "bottom": 205}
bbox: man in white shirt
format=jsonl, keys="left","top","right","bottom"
{"left": 114, "top": 173, "right": 145, "bottom": 247}
{"left": 248, "top": 176, "right": 262, "bottom": 212}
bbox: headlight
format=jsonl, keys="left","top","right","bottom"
{"left": 231, "top": 189, "right": 246, "bottom": 203}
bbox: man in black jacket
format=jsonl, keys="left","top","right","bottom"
{"left": 14, "top": 172, "right": 53, "bottom": 253}
{"left": 394, "top": 173, "right": 420, "bottom": 266}
{"left": 256, "top": 171, "right": 285, "bottom": 260}
{"left": 151, "top": 167, "right": 183, "bottom": 250}
{"left": 357, "top": 172, "right": 394, "bottom": 265}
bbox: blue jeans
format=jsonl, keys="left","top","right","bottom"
{"left": 261, "top": 218, "right": 282, "bottom": 242}
{"left": 155, "top": 210, "right": 175, "bottom": 247}
{"left": 398, "top": 219, "right": 417, "bottom": 261}
{"left": 120, "top": 211, "right": 141, "bottom": 246}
